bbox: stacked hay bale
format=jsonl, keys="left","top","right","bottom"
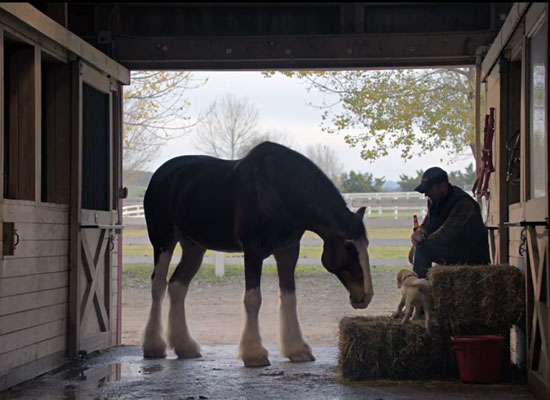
{"left": 339, "top": 316, "right": 457, "bottom": 380}
{"left": 429, "top": 265, "right": 525, "bottom": 335}
{"left": 339, "top": 265, "right": 525, "bottom": 381}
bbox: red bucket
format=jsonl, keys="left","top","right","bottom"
{"left": 451, "top": 335, "right": 506, "bottom": 384}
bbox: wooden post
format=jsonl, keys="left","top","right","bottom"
{"left": 68, "top": 59, "right": 83, "bottom": 358}
{"left": 214, "top": 251, "right": 225, "bottom": 277}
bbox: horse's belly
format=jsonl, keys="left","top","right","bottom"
{"left": 191, "top": 232, "right": 242, "bottom": 252}
{"left": 175, "top": 217, "right": 242, "bottom": 252}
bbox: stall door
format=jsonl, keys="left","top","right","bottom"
{"left": 69, "top": 61, "right": 116, "bottom": 356}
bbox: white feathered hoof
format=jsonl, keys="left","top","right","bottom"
{"left": 143, "top": 336, "right": 167, "bottom": 359}
{"left": 242, "top": 354, "right": 271, "bottom": 368}
{"left": 286, "top": 343, "right": 315, "bottom": 363}
{"left": 173, "top": 340, "right": 202, "bottom": 359}
{"left": 239, "top": 345, "right": 270, "bottom": 368}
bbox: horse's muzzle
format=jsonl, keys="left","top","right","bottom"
{"left": 350, "top": 296, "right": 368, "bottom": 309}
{"left": 350, "top": 291, "right": 373, "bottom": 309}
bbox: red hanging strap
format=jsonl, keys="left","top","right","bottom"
{"left": 472, "top": 107, "right": 495, "bottom": 201}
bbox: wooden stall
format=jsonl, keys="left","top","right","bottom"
{"left": 481, "top": 3, "right": 549, "bottom": 399}
{"left": 0, "top": 4, "right": 129, "bottom": 391}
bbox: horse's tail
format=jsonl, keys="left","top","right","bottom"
{"left": 144, "top": 177, "right": 176, "bottom": 266}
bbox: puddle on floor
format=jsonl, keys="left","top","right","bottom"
{"left": 62, "top": 362, "right": 164, "bottom": 385}
{"left": 43, "top": 363, "right": 167, "bottom": 400}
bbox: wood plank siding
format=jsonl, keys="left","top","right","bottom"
{"left": 0, "top": 204, "right": 68, "bottom": 384}
{"left": 483, "top": 4, "right": 549, "bottom": 399}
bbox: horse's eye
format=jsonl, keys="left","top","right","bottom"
{"left": 344, "top": 242, "right": 358, "bottom": 256}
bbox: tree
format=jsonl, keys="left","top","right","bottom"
{"left": 340, "top": 171, "right": 385, "bottom": 193}
{"left": 265, "top": 68, "right": 477, "bottom": 163}
{"left": 123, "top": 71, "right": 207, "bottom": 181}
{"left": 397, "top": 164, "right": 476, "bottom": 192}
{"left": 448, "top": 163, "right": 477, "bottom": 192}
{"left": 193, "top": 94, "right": 260, "bottom": 160}
{"left": 398, "top": 170, "right": 425, "bottom": 192}
{"left": 304, "top": 143, "right": 343, "bottom": 187}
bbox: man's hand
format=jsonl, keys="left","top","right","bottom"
{"left": 411, "top": 231, "right": 426, "bottom": 246}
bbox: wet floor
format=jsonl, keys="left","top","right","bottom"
{"left": 0, "top": 345, "right": 534, "bottom": 400}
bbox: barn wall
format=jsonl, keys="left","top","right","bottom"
{"left": 0, "top": 6, "right": 128, "bottom": 391}
{"left": 0, "top": 18, "right": 71, "bottom": 390}
{"left": 482, "top": 3, "right": 549, "bottom": 399}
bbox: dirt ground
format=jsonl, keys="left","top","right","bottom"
{"left": 122, "top": 270, "right": 399, "bottom": 347}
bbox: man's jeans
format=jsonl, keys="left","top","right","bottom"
{"left": 413, "top": 240, "right": 471, "bottom": 279}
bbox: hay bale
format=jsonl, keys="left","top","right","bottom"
{"left": 428, "top": 265, "right": 525, "bottom": 335}
{"left": 338, "top": 316, "right": 457, "bottom": 381}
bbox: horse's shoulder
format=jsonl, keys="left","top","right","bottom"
{"left": 244, "top": 141, "right": 294, "bottom": 159}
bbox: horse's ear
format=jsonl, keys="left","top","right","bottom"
{"left": 345, "top": 207, "right": 367, "bottom": 239}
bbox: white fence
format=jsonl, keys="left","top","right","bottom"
{"left": 122, "top": 192, "right": 427, "bottom": 219}
{"left": 341, "top": 191, "right": 424, "bottom": 202}
{"left": 122, "top": 204, "right": 145, "bottom": 217}
{"left": 364, "top": 205, "right": 427, "bottom": 219}
{"left": 121, "top": 204, "right": 426, "bottom": 220}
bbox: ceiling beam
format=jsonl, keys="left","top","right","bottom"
{"left": 114, "top": 30, "right": 498, "bottom": 70}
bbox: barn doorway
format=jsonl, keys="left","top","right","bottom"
{"left": 119, "top": 68, "right": 480, "bottom": 349}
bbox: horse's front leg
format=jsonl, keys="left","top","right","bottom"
{"left": 274, "top": 243, "right": 315, "bottom": 363}
{"left": 238, "top": 251, "right": 270, "bottom": 367}
{"left": 167, "top": 239, "right": 205, "bottom": 358}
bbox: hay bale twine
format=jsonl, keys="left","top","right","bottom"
{"left": 338, "top": 316, "right": 457, "bottom": 381}
{"left": 428, "top": 264, "right": 525, "bottom": 335}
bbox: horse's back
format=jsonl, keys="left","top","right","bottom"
{"left": 235, "top": 142, "right": 343, "bottom": 215}
{"left": 144, "top": 155, "right": 240, "bottom": 251}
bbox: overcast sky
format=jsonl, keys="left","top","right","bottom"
{"left": 149, "top": 71, "right": 474, "bottom": 182}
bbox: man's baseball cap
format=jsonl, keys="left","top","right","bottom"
{"left": 414, "top": 167, "right": 449, "bottom": 193}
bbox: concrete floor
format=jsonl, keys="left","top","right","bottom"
{"left": 0, "top": 345, "right": 535, "bottom": 400}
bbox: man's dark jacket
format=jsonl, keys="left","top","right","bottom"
{"left": 420, "top": 184, "right": 490, "bottom": 264}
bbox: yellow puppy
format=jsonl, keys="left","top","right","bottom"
{"left": 392, "top": 269, "right": 432, "bottom": 332}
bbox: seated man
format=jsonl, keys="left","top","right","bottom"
{"left": 411, "top": 167, "right": 490, "bottom": 278}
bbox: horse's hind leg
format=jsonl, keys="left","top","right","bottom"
{"left": 167, "top": 239, "right": 205, "bottom": 358}
{"left": 274, "top": 242, "right": 315, "bottom": 363}
{"left": 143, "top": 241, "right": 176, "bottom": 358}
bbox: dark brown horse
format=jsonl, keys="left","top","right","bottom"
{"left": 142, "top": 142, "right": 373, "bottom": 367}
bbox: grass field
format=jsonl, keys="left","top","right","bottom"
{"left": 123, "top": 243, "right": 409, "bottom": 259}
{"left": 123, "top": 262, "right": 405, "bottom": 288}
{"left": 122, "top": 225, "right": 411, "bottom": 287}
{"left": 123, "top": 226, "right": 413, "bottom": 240}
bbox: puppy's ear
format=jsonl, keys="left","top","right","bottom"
{"left": 396, "top": 271, "right": 403, "bottom": 288}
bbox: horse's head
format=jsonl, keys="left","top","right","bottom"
{"left": 321, "top": 207, "right": 373, "bottom": 309}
